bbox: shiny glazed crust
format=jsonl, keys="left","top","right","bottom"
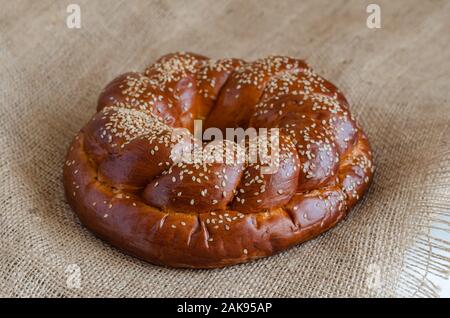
{"left": 63, "top": 52, "right": 374, "bottom": 268}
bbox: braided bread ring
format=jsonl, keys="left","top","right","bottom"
{"left": 64, "top": 52, "right": 374, "bottom": 268}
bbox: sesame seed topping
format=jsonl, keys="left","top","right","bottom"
{"left": 82, "top": 52, "right": 371, "bottom": 228}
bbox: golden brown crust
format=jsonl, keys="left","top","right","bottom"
{"left": 63, "top": 52, "right": 374, "bottom": 268}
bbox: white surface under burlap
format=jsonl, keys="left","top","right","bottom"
{"left": 0, "top": 0, "right": 449, "bottom": 297}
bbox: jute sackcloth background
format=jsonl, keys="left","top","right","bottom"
{"left": 0, "top": 0, "right": 449, "bottom": 297}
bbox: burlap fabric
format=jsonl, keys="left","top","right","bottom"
{"left": 0, "top": 0, "right": 449, "bottom": 298}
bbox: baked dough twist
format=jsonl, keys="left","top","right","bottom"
{"left": 64, "top": 52, "right": 374, "bottom": 268}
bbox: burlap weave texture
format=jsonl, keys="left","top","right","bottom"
{"left": 0, "top": 0, "right": 449, "bottom": 297}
